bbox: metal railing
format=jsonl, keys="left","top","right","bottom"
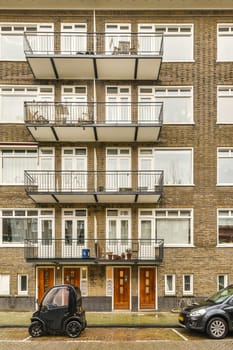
{"left": 24, "top": 170, "right": 164, "bottom": 194}
{"left": 24, "top": 238, "right": 164, "bottom": 263}
{"left": 24, "top": 101, "right": 163, "bottom": 125}
{"left": 24, "top": 32, "right": 163, "bottom": 56}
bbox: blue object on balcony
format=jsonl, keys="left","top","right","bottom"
{"left": 82, "top": 249, "right": 90, "bottom": 258}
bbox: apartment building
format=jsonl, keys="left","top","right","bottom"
{"left": 0, "top": 0, "right": 233, "bottom": 311}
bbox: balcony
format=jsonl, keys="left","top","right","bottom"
{"left": 24, "top": 170, "right": 164, "bottom": 204}
{"left": 24, "top": 101, "right": 163, "bottom": 142}
{"left": 24, "top": 238, "right": 164, "bottom": 265}
{"left": 24, "top": 32, "right": 163, "bottom": 80}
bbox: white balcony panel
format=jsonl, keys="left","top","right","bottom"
{"left": 28, "top": 126, "right": 56, "bottom": 141}
{"left": 97, "top": 126, "right": 135, "bottom": 142}
{"left": 54, "top": 194, "right": 96, "bottom": 203}
{"left": 54, "top": 126, "right": 95, "bottom": 142}
{"left": 27, "top": 57, "right": 56, "bottom": 79}
{"left": 136, "top": 194, "right": 161, "bottom": 203}
{"left": 137, "top": 126, "right": 161, "bottom": 142}
{"left": 137, "top": 58, "right": 162, "bottom": 80}
{"left": 96, "top": 58, "right": 135, "bottom": 80}
{"left": 53, "top": 57, "right": 95, "bottom": 79}
{"left": 97, "top": 194, "right": 135, "bottom": 203}
{"left": 27, "top": 194, "right": 57, "bottom": 203}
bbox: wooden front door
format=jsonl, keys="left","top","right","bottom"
{"left": 140, "top": 267, "right": 156, "bottom": 309}
{"left": 114, "top": 267, "right": 130, "bottom": 310}
{"left": 37, "top": 267, "right": 54, "bottom": 304}
{"left": 63, "top": 267, "right": 80, "bottom": 286}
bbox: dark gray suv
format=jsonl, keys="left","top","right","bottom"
{"left": 178, "top": 285, "right": 233, "bottom": 339}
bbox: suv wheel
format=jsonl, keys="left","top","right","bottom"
{"left": 206, "top": 317, "right": 228, "bottom": 339}
{"left": 66, "top": 320, "right": 82, "bottom": 338}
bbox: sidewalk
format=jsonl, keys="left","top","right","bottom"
{"left": 0, "top": 311, "right": 179, "bottom": 328}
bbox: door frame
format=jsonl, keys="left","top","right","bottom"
{"left": 138, "top": 266, "right": 157, "bottom": 311}
{"left": 113, "top": 266, "right": 131, "bottom": 311}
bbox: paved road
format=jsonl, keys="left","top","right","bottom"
{"left": 0, "top": 328, "right": 233, "bottom": 350}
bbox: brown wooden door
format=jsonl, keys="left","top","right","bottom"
{"left": 37, "top": 267, "right": 54, "bottom": 304}
{"left": 114, "top": 268, "right": 130, "bottom": 310}
{"left": 63, "top": 267, "right": 80, "bottom": 286}
{"left": 140, "top": 268, "right": 156, "bottom": 309}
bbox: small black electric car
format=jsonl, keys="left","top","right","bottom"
{"left": 29, "top": 284, "right": 87, "bottom": 338}
{"left": 178, "top": 284, "right": 233, "bottom": 339}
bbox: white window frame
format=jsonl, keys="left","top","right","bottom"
{"left": 0, "top": 85, "right": 54, "bottom": 123}
{"left": 217, "top": 86, "right": 233, "bottom": 124}
{"left": 217, "top": 148, "right": 233, "bottom": 185}
{"left": 0, "top": 274, "right": 10, "bottom": 295}
{"left": 217, "top": 24, "right": 233, "bottom": 62}
{"left": 165, "top": 274, "right": 176, "bottom": 295}
{"left": 0, "top": 208, "right": 55, "bottom": 247}
{"left": 183, "top": 274, "right": 193, "bottom": 295}
{"left": 106, "top": 208, "right": 131, "bottom": 253}
{"left": 106, "top": 147, "right": 131, "bottom": 191}
{"left": 217, "top": 209, "right": 233, "bottom": 246}
{"left": 106, "top": 86, "right": 131, "bottom": 123}
{"left": 139, "top": 86, "right": 193, "bottom": 124}
{"left": 138, "top": 209, "right": 193, "bottom": 247}
{"left": 139, "top": 147, "right": 194, "bottom": 186}
{"left": 61, "top": 23, "right": 87, "bottom": 54}
{"left": 217, "top": 274, "right": 228, "bottom": 291}
{"left": 105, "top": 23, "right": 131, "bottom": 55}
{"left": 0, "top": 23, "right": 54, "bottom": 61}
{"left": 18, "top": 274, "right": 28, "bottom": 295}
{"left": 138, "top": 23, "right": 194, "bottom": 62}
{"left": 80, "top": 267, "right": 88, "bottom": 296}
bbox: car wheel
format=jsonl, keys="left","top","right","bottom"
{"left": 206, "top": 317, "right": 228, "bottom": 339}
{"left": 66, "top": 320, "right": 82, "bottom": 338}
{"left": 28, "top": 321, "right": 44, "bottom": 337}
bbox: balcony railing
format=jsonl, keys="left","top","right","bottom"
{"left": 24, "top": 32, "right": 163, "bottom": 80}
{"left": 24, "top": 238, "right": 164, "bottom": 264}
{"left": 24, "top": 170, "right": 163, "bottom": 203}
{"left": 24, "top": 101, "right": 163, "bottom": 125}
{"left": 24, "top": 32, "right": 163, "bottom": 56}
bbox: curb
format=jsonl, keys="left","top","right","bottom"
{"left": 0, "top": 324, "right": 180, "bottom": 329}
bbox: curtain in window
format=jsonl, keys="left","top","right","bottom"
{"left": 156, "top": 218, "right": 190, "bottom": 244}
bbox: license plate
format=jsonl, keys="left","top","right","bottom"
{"left": 178, "top": 315, "right": 184, "bottom": 322}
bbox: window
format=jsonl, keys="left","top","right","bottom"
{"left": 0, "top": 85, "right": 54, "bottom": 123}
{"left": 80, "top": 267, "right": 88, "bottom": 296}
{"left": 0, "top": 274, "right": 10, "bottom": 295}
{"left": 106, "top": 209, "right": 131, "bottom": 253}
{"left": 165, "top": 274, "right": 176, "bottom": 295}
{"left": 62, "top": 85, "right": 88, "bottom": 123}
{"left": 139, "top": 209, "right": 193, "bottom": 246}
{"left": 217, "top": 24, "right": 233, "bottom": 61}
{"left": 0, "top": 209, "right": 54, "bottom": 245}
{"left": 0, "top": 147, "right": 54, "bottom": 185}
{"left": 183, "top": 274, "right": 193, "bottom": 295}
{"left": 61, "top": 23, "right": 87, "bottom": 54}
{"left": 139, "top": 148, "right": 193, "bottom": 185}
{"left": 62, "top": 148, "right": 87, "bottom": 190}
{"left": 139, "top": 87, "right": 193, "bottom": 124}
{"left": 106, "top": 86, "right": 131, "bottom": 123}
{"left": 105, "top": 23, "right": 131, "bottom": 55}
{"left": 217, "top": 86, "right": 233, "bottom": 123}
{"left": 62, "top": 209, "right": 87, "bottom": 258}
{"left": 106, "top": 148, "right": 131, "bottom": 190}
{"left": 18, "top": 274, "right": 28, "bottom": 295}
{"left": 217, "top": 275, "right": 228, "bottom": 291}
{"left": 218, "top": 209, "right": 233, "bottom": 245}
{"left": 0, "top": 23, "right": 53, "bottom": 60}
{"left": 217, "top": 148, "right": 233, "bottom": 185}
{"left": 138, "top": 24, "right": 193, "bottom": 61}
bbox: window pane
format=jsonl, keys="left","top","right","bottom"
{"left": 218, "top": 36, "right": 233, "bottom": 61}
{"left": 141, "top": 220, "right": 152, "bottom": 241}
{"left": 0, "top": 275, "right": 10, "bottom": 295}
{"left": 163, "top": 35, "right": 193, "bottom": 61}
{"left": 20, "top": 275, "right": 27, "bottom": 292}
{"left": 2, "top": 156, "right": 37, "bottom": 184}
{"left": 157, "top": 97, "right": 192, "bottom": 123}
{"left": 218, "top": 157, "right": 233, "bottom": 184}
{"left": 219, "top": 217, "right": 233, "bottom": 244}
{"left": 155, "top": 150, "right": 192, "bottom": 185}
{"left": 0, "top": 35, "right": 25, "bottom": 60}
{"left": 218, "top": 97, "right": 233, "bottom": 122}
{"left": 3, "top": 218, "right": 37, "bottom": 243}
{"left": 156, "top": 218, "right": 190, "bottom": 244}
{"left": 77, "top": 220, "right": 85, "bottom": 244}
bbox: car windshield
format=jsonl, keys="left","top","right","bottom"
{"left": 207, "top": 286, "right": 233, "bottom": 304}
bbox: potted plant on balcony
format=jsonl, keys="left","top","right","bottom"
{"left": 107, "top": 252, "right": 113, "bottom": 260}
{"left": 126, "top": 248, "right": 132, "bottom": 260}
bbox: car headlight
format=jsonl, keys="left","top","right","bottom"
{"left": 190, "top": 308, "right": 207, "bottom": 317}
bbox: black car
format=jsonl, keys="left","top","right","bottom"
{"left": 29, "top": 284, "right": 87, "bottom": 338}
{"left": 178, "top": 284, "right": 233, "bottom": 339}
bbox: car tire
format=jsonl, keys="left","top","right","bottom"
{"left": 206, "top": 317, "right": 228, "bottom": 339}
{"left": 65, "top": 320, "right": 82, "bottom": 338}
{"left": 28, "top": 321, "right": 44, "bottom": 337}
